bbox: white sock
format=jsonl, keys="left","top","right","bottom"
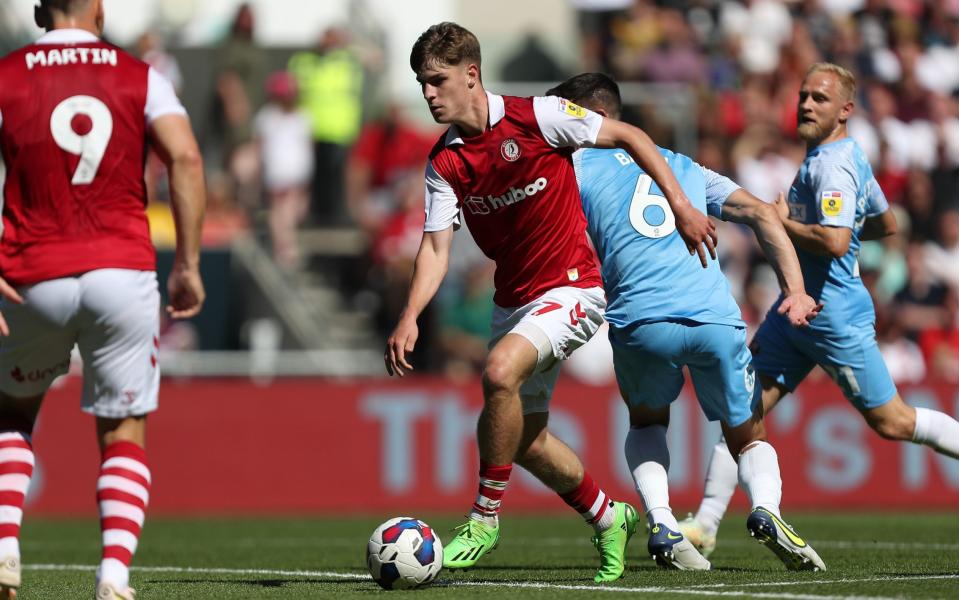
{"left": 737, "top": 441, "right": 782, "bottom": 517}
{"left": 695, "top": 437, "right": 738, "bottom": 536}
{"left": 625, "top": 425, "right": 679, "bottom": 530}
{"left": 913, "top": 407, "right": 959, "bottom": 459}
{"left": 468, "top": 510, "right": 499, "bottom": 528}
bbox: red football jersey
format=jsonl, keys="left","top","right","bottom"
{"left": 0, "top": 33, "right": 157, "bottom": 286}
{"left": 425, "top": 93, "right": 603, "bottom": 307}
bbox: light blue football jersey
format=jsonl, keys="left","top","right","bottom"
{"left": 573, "top": 147, "right": 742, "bottom": 329}
{"left": 780, "top": 137, "right": 889, "bottom": 331}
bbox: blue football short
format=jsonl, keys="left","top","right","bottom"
{"left": 751, "top": 310, "right": 897, "bottom": 410}
{"left": 610, "top": 320, "right": 760, "bottom": 427}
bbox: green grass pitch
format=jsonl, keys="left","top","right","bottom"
{"left": 16, "top": 512, "right": 959, "bottom": 598}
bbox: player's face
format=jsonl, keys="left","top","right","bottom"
{"left": 416, "top": 62, "right": 474, "bottom": 124}
{"left": 797, "top": 72, "right": 852, "bottom": 142}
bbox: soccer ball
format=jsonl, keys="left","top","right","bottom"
{"left": 366, "top": 517, "right": 443, "bottom": 590}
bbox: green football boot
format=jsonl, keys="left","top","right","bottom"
{"left": 442, "top": 518, "right": 500, "bottom": 569}
{"left": 591, "top": 501, "right": 639, "bottom": 582}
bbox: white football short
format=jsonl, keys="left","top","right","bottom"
{"left": 489, "top": 286, "right": 605, "bottom": 414}
{"left": 0, "top": 269, "right": 161, "bottom": 418}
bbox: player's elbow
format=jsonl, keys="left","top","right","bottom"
{"left": 171, "top": 146, "right": 203, "bottom": 171}
{"left": 827, "top": 238, "right": 850, "bottom": 258}
{"left": 881, "top": 213, "right": 898, "bottom": 237}
{"left": 751, "top": 201, "right": 777, "bottom": 227}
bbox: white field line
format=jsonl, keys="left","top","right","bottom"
{"left": 439, "top": 580, "right": 896, "bottom": 600}
{"left": 690, "top": 573, "right": 959, "bottom": 589}
{"left": 25, "top": 563, "right": 959, "bottom": 599}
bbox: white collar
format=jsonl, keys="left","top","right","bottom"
{"left": 444, "top": 91, "right": 506, "bottom": 146}
{"left": 36, "top": 29, "right": 100, "bottom": 45}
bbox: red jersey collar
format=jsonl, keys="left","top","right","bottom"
{"left": 444, "top": 91, "right": 505, "bottom": 146}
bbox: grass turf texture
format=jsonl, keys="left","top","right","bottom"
{"left": 17, "top": 513, "right": 959, "bottom": 598}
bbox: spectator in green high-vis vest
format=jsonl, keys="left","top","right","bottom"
{"left": 289, "top": 27, "right": 364, "bottom": 225}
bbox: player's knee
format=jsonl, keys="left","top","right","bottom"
{"left": 482, "top": 358, "right": 522, "bottom": 397}
{"left": 872, "top": 415, "right": 914, "bottom": 441}
{"left": 518, "top": 434, "right": 547, "bottom": 463}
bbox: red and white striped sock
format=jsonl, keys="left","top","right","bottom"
{"left": 0, "top": 432, "right": 33, "bottom": 560}
{"left": 560, "top": 471, "right": 614, "bottom": 532}
{"left": 469, "top": 462, "right": 511, "bottom": 527}
{"left": 96, "top": 441, "right": 151, "bottom": 590}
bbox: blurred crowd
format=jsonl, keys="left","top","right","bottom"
{"left": 567, "top": 0, "right": 959, "bottom": 386}
{"left": 132, "top": 1, "right": 959, "bottom": 382}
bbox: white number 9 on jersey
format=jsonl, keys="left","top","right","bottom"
{"left": 628, "top": 174, "right": 676, "bottom": 238}
{"left": 50, "top": 95, "right": 114, "bottom": 185}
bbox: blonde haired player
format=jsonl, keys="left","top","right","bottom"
{"left": 681, "top": 62, "right": 959, "bottom": 558}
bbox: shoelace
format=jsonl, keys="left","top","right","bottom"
{"left": 451, "top": 519, "right": 490, "bottom": 540}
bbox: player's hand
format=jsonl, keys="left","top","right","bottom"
{"left": 0, "top": 276, "right": 24, "bottom": 337}
{"left": 778, "top": 292, "right": 823, "bottom": 327}
{"left": 673, "top": 201, "right": 717, "bottom": 268}
{"left": 166, "top": 265, "right": 205, "bottom": 319}
{"left": 385, "top": 316, "right": 418, "bottom": 377}
{"left": 774, "top": 191, "right": 790, "bottom": 221}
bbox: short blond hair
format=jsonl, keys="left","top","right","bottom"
{"left": 806, "top": 62, "right": 856, "bottom": 102}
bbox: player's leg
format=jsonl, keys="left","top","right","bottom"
{"left": 446, "top": 286, "right": 605, "bottom": 570}
{"left": 861, "top": 396, "right": 959, "bottom": 458}
{"left": 0, "top": 394, "right": 42, "bottom": 600}
{"left": 93, "top": 416, "right": 149, "bottom": 600}
{"left": 696, "top": 324, "right": 823, "bottom": 571}
{"left": 681, "top": 375, "right": 788, "bottom": 555}
{"left": 75, "top": 270, "right": 160, "bottom": 600}
{"left": 724, "top": 417, "right": 824, "bottom": 571}
{"left": 441, "top": 333, "right": 535, "bottom": 570}
{"left": 682, "top": 315, "right": 812, "bottom": 555}
{"left": 0, "top": 277, "right": 81, "bottom": 599}
{"left": 515, "top": 412, "right": 637, "bottom": 582}
{"left": 614, "top": 322, "right": 709, "bottom": 570}
{"left": 832, "top": 335, "right": 959, "bottom": 458}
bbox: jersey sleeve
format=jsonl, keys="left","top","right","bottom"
{"left": 423, "top": 160, "right": 460, "bottom": 232}
{"left": 809, "top": 159, "right": 858, "bottom": 228}
{"left": 865, "top": 176, "right": 889, "bottom": 217}
{"left": 700, "top": 164, "right": 740, "bottom": 218}
{"left": 532, "top": 96, "right": 603, "bottom": 149}
{"left": 146, "top": 67, "right": 187, "bottom": 123}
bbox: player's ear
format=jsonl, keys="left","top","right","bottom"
{"left": 838, "top": 99, "right": 854, "bottom": 124}
{"left": 34, "top": 4, "right": 52, "bottom": 30}
{"left": 466, "top": 63, "right": 479, "bottom": 88}
{"left": 94, "top": 0, "right": 105, "bottom": 35}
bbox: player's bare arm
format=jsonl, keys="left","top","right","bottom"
{"left": 774, "top": 191, "right": 852, "bottom": 258}
{"left": 150, "top": 114, "right": 207, "bottom": 318}
{"left": 385, "top": 226, "right": 454, "bottom": 377}
{"left": 722, "top": 189, "right": 821, "bottom": 326}
{"left": 594, "top": 118, "right": 717, "bottom": 267}
{"left": 859, "top": 209, "right": 897, "bottom": 241}
{"left": 0, "top": 277, "right": 24, "bottom": 337}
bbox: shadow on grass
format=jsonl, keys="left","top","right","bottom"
{"left": 442, "top": 565, "right": 591, "bottom": 573}
{"left": 146, "top": 578, "right": 371, "bottom": 587}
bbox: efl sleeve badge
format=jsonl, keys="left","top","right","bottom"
{"left": 821, "top": 191, "right": 843, "bottom": 217}
{"left": 558, "top": 99, "right": 587, "bottom": 119}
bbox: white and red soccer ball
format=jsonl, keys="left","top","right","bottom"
{"left": 366, "top": 517, "right": 443, "bottom": 590}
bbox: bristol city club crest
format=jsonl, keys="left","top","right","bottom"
{"left": 500, "top": 138, "right": 521, "bottom": 162}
